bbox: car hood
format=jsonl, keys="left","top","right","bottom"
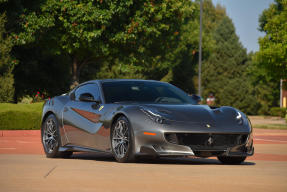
{"left": 140, "top": 104, "right": 242, "bottom": 126}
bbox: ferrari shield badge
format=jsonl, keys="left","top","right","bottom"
{"left": 208, "top": 136, "right": 213, "bottom": 145}
{"left": 99, "top": 105, "right": 104, "bottom": 111}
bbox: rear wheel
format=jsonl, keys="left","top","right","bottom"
{"left": 217, "top": 156, "right": 246, "bottom": 164}
{"left": 111, "top": 116, "right": 135, "bottom": 163}
{"left": 41, "top": 114, "right": 73, "bottom": 158}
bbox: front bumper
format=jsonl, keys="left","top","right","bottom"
{"left": 138, "top": 141, "right": 254, "bottom": 157}
{"left": 133, "top": 125, "right": 254, "bottom": 158}
{"left": 131, "top": 113, "right": 254, "bottom": 158}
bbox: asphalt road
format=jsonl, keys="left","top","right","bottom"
{"left": 0, "top": 128, "right": 287, "bottom": 192}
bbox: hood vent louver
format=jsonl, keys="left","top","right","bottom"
{"left": 208, "top": 106, "right": 221, "bottom": 114}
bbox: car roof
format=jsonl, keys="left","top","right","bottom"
{"left": 86, "top": 79, "right": 162, "bottom": 84}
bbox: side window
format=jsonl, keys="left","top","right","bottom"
{"left": 75, "top": 84, "right": 100, "bottom": 101}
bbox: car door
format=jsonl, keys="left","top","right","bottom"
{"left": 62, "top": 83, "right": 110, "bottom": 151}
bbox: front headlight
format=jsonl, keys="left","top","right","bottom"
{"left": 140, "top": 107, "right": 165, "bottom": 124}
{"left": 235, "top": 111, "right": 243, "bottom": 125}
{"left": 246, "top": 132, "right": 253, "bottom": 148}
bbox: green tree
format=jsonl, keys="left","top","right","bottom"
{"left": 0, "top": 13, "right": 15, "bottom": 102}
{"left": 202, "top": 16, "right": 257, "bottom": 113}
{"left": 1, "top": 0, "right": 72, "bottom": 99}
{"left": 256, "top": 0, "right": 287, "bottom": 79}
{"left": 247, "top": 53, "right": 280, "bottom": 114}
{"left": 17, "top": 0, "right": 194, "bottom": 88}
{"left": 170, "top": 0, "right": 219, "bottom": 93}
{"left": 13, "top": 46, "right": 71, "bottom": 99}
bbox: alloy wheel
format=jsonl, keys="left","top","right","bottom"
{"left": 112, "top": 120, "right": 130, "bottom": 159}
{"left": 43, "top": 118, "right": 58, "bottom": 153}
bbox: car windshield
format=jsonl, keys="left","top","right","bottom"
{"left": 102, "top": 81, "right": 193, "bottom": 104}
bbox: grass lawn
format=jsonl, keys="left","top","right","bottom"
{"left": 252, "top": 124, "right": 287, "bottom": 130}
{"left": 249, "top": 115, "right": 287, "bottom": 130}
{"left": 0, "top": 102, "right": 43, "bottom": 130}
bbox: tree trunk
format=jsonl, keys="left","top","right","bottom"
{"left": 71, "top": 56, "right": 79, "bottom": 89}
{"left": 70, "top": 56, "right": 96, "bottom": 89}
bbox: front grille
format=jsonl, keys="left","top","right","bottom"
{"left": 165, "top": 133, "right": 248, "bottom": 150}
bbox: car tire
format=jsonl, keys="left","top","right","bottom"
{"left": 217, "top": 156, "right": 246, "bottom": 164}
{"left": 111, "top": 116, "right": 135, "bottom": 163}
{"left": 41, "top": 114, "right": 73, "bottom": 158}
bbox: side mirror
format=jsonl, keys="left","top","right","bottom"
{"left": 79, "top": 93, "right": 98, "bottom": 102}
{"left": 190, "top": 94, "right": 202, "bottom": 104}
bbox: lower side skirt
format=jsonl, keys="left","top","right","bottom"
{"left": 59, "top": 145, "right": 111, "bottom": 154}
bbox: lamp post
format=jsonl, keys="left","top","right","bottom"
{"left": 198, "top": 0, "right": 203, "bottom": 96}
{"left": 280, "top": 79, "right": 283, "bottom": 108}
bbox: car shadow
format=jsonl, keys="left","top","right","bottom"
{"left": 70, "top": 152, "right": 255, "bottom": 166}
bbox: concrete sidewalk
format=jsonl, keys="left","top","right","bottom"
{"left": 1, "top": 153, "right": 287, "bottom": 192}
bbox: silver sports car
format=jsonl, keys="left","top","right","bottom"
{"left": 41, "top": 79, "right": 254, "bottom": 164}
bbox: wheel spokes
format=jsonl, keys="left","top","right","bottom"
{"left": 112, "top": 120, "right": 130, "bottom": 159}
{"left": 43, "top": 119, "right": 58, "bottom": 153}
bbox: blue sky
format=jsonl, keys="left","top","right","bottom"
{"left": 212, "top": 0, "right": 274, "bottom": 53}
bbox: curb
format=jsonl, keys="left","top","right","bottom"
{"left": 0, "top": 130, "right": 40, "bottom": 137}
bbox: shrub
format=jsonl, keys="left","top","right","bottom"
{"left": 270, "top": 107, "right": 287, "bottom": 118}
{"left": 0, "top": 14, "right": 15, "bottom": 103}
{"left": 0, "top": 72, "right": 14, "bottom": 102}
{"left": 19, "top": 95, "right": 33, "bottom": 104}
{"left": 0, "top": 102, "right": 43, "bottom": 130}
{"left": 32, "top": 91, "right": 46, "bottom": 103}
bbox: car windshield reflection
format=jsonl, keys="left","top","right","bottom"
{"left": 102, "top": 81, "right": 193, "bottom": 104}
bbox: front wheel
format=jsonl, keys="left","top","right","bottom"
{"left": 41, "top": 114, "right": 73, "bottom": 158}
{"left": 111, "top": 116, "right": 135, "bottom": 163}
{"left": 217, "top": 156, "right": 246, "bottom": 164}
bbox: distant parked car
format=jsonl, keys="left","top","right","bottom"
{"left": 41, "top": 79, "right": 254, "bottom": 164}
